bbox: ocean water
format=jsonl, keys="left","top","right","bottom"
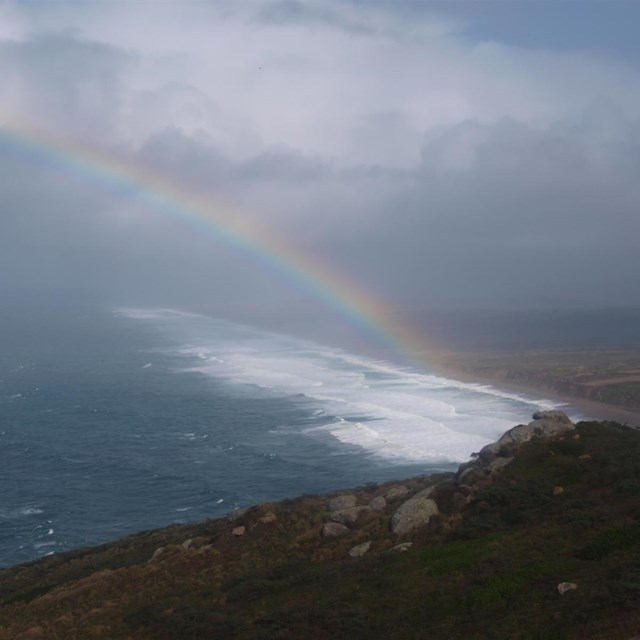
{"left": 0, "top": 303, "right": 566, "bottom": 568}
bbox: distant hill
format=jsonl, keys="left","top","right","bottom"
{"left": 2, "top": 415, "right": 640, "bottom": 639}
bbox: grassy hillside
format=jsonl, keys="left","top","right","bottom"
{"left": 2, "top": 420, "right": 640, "bottom": 639}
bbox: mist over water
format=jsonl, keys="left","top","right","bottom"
{"left": 0, "top": 302, "right": 565, "bottom": 568}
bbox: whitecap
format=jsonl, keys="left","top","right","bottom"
{"left": 118, "top": 307, "right": 567, "bottom": 464}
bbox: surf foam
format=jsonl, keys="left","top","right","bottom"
{"left": 119, "top": 308, "right": 562, "bottom": 464}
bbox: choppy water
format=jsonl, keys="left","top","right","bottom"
{"left": 0, "top": 303, "right": 567, "bottom": 568}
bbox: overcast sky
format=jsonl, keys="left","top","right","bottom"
{"left": 1, "top": 0, "right": 639, "bottom": 317}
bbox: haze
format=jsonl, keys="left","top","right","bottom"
{"left": 1, "top": 1, "right": 639, "bottom": 336}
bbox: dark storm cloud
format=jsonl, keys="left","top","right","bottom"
{"left": 335, "top": 106, "right": 640, "bottom": 306}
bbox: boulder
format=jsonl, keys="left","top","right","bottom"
{"left": 322, "top": 522, "right": 350, "bottom": 538}
{"left": 259, "top": 512, "right": 277, "bottom": 524}
{"left": 148, "top": 547, "right": 164, "bottom": 563}
{"left": 477, "top": 442, "right": 501, "bottom": 463}
{"left": 498, "top": 411, "right": 574, "bottom": 447}
{"left": 557, "top": 582, "right": 578, "bottom": 595}
{"left": 388, "top": 542, "right": 413, "bottom": 553}
{"left": 329, "top": 494, "right": 357, "bottom": 511}
{"left": 348, "top": 541, "right": 372, "bottom": 557}
{"left": 390, "top": 495, "right": 439, "bottom": 535}
{"left": 232, "top": 526, "right": 246, "bottom": 537}
{"left": 385, "top": 485, "right": 409, "bottom": 501}
{"left": 368, "top": 496, "right": 387, "bottom": 511}
{"left": 457, "top": 465, "right": 485, "bottom": 486}
{"left": 330, "top": 506, "right": 370, "bottom": 525}
{"left": 533, "top": 410, "right": 572, "bottom": 423}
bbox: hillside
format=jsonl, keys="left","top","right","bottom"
{"left": 440, "top": 348, "right": 640, "bottom": 419}
{"left": 2, "top": 414, "right": 640, "bottom": 639}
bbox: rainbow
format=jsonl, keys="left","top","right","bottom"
{"left": 0, "top": 118, "right": 431, "bottom": 367}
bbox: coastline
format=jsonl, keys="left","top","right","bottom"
{"left": 432, "top": 358, "right": 640, "bottom": 428}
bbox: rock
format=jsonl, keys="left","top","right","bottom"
{"left": 385, "top": 485, "right": 409, "bottom": 501}
{"left": 557, "top": 582, "right": 578, "bottom": 595}
{"left": 348, "top": 541, "right": 371, "bottom": 557}
{"left": 390, "top": 495, "right": 439, "bottom": 535}
{"left": 259, "top": 511, "right": 277, "bottom": 524}
{"left": 232, "top": 526, "right": 246, "bottom": 536}
{"left": 329, "top": 494, "right": 357, "bottom": 511}
{"left": 322, "top": 522, "right": 350, "bottom": 538}
{"left": 533, "top": 410, "right": 572, "bottom": 423}
{"left": 477, "top": 442, "right": 501, "bottom": 463}
{"left": 388, "top": 542, "right": 413, "bottom": 553}
{"left": 552, "top": 486, "right": 564, "bottom": 496}
{"left": 330, "top": 506, "right": 370, "bottom": 525}
{"left": 486, "top": 456, "right": 514, "bottom": 473}
{"left": 457, "top": 466, "right": 485, "bottom": 486}
{"left": 368, "top": 496, "right": 387, "bottom": 511}
{"left": 498, "top": 412, "right": 574, "bottom": 447}
{"left": 148, "top": 547, "right": 164, "bottom": 563}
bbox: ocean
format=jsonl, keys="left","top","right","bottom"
{"left": 0, "top": 303, "right": 567, "bottom": 568}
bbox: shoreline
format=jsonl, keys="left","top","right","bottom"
{"left": 181, "top": 305, "right": 640, "bottom": 427}
{"left": 432, "top": 359, "right": 640, "bottom": 428}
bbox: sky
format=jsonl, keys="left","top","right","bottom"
{"left": 1, "top": 0, "right": 639, "bottom": 325}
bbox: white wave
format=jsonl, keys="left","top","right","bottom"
{"left": 119, "top": 307, "right": 567, "bottom": 464}
{"left": 0, "top": 506, "right": 45, "bottom": 521}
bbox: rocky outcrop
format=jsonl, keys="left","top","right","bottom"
{"left": 477, "top": 410, "right": 574, "bottom": 464}
{"left": 322, "top": 522, "right": 350, "bottom": 538}
{"left": 329, "top": 506, "right": 370, "bottom": 525}
{"left": 317, "top": 412, "right": 577, "bottom": 545}
{"left": 329, "top": 494, "right": 357, "bottom": 511}
{"left": 348, "top": 541, "right": 371, "bottom": 557}
{"left": 497, "top": 411, "right": 575, "bottom": 446}
{"left": 390, "top": 489, "right": 439, "bottom": 536}
{"left": 452, "top": 411, "right": 576, "bottom": 510}
{"left": 368, "top": 496, "right": 386, "bottom": 511}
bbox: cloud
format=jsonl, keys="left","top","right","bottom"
{"left": 0, "top": 31, "right": 133, "bottom": 139}
{"left": 0, "top": 1, "right": 639, "bottom": 310}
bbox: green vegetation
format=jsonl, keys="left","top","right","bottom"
{"left": 1, "top": 421, "right": 640, "bottom": 638}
